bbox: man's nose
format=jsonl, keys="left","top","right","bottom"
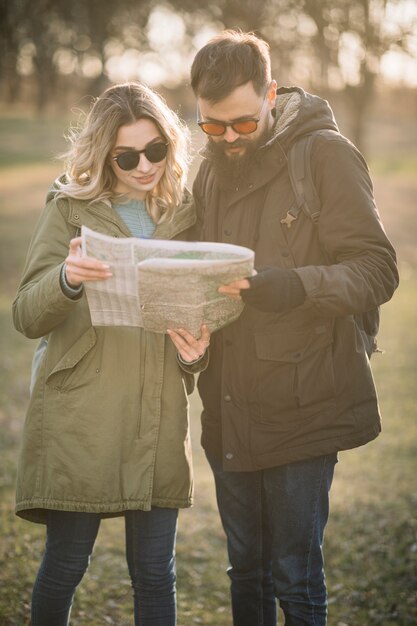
{"left": 223, "top": 126, "right": 240, "bottom": 143}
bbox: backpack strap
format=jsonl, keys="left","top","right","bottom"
{"left": 281, "top": 133, "right": 322, "bottom": 228}
{"left": 281, "top": 130, "right": 381, "bottom": 358}
{"left": 281, "top": 129, "right": 343, "bottom": 228}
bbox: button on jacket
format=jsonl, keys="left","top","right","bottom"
{"left": 193, "top": 87, "right": 399, "bottom": 472}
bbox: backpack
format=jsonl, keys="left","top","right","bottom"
{"left": 284, "top": 130, "right": 380, "bottom": 358}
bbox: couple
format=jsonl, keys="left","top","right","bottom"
{"left": 13, "top": 30, "right": 398, "bottom": 626}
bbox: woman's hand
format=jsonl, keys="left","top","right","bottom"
{"left": 167, "top": 324, "right": 210, "bottom": 363}
{"left": 64, "top": 237, "right": 113, "bottom": 287}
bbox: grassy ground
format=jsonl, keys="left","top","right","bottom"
{"left": 0, "top": 116, "right": 416, "bottom": 625}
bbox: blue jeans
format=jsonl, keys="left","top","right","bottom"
{"left": 31, "top": 507, "right": 178, "bottom": 626}
{"left": 207, "top": 453, "right": 337, "bottom": 626}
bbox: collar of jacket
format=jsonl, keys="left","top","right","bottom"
{"left": 60, "top": 186, "right": 196, "bottom": 241}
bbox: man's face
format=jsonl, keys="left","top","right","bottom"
{"left": 197, "top": 81, "right": 276, "bottom": 160}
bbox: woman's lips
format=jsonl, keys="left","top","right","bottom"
{"left": 134, "top": 173, "right": 155, "bottom": 184}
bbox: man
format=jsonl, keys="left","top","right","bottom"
{"left": 190, "top": 30, "right": 398, "bottom": 625}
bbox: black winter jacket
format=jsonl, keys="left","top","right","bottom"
{"left": 193, "top": 87, "right": 398, "bottom": 471}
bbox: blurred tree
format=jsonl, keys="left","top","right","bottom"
{"left": 25, "top": 0, "right": 61, "bottom": 111}
{"left": 0, "top": 0, "right": 31, "bottom": 102}
{"left": 174, "top": 0, "right": 416, "bottom": 150}
{"left": 203, "top": 0, "right": 268, "bottom": 32}
{"left": 300, "top": 0, "right": 415, "bottom": 150}
{"left": 0, "top": 0, "right": 415, "bottom": 150}
{"left": 56, "top": 0, "right": 154, "bottom": 95}
{"left": 0, "top": 0, "right": 154, "bottom": 111}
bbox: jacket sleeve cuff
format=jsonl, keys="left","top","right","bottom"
{"left": 288, "top": 270, "right": 307, "bottom": 308}
{"left": 177, "top": 349, "right": 209, "bottom": 373}
{"left": 60, "top": 263, "right": 84, "bottom": 299}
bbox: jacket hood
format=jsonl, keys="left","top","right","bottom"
{"left": 267, "top": 86, "right": 339, "bottom": 149}
{"left": 46, "top": 174, "right": 68, "bottom": 203}
{"left": 45, "top": 175, "right": 117, "bottom": 208}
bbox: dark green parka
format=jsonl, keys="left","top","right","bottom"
{"left": 13, "top": 184, "right": 199, "bottom": 524}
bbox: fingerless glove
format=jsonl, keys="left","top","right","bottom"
{"left": 241, "top": 266, "right": 306, "bottom": 313}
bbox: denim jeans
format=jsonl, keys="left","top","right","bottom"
{"left": 207, "top": 453, "right": 337, "bottom": 626}
{"left": 31, "top": 507, "right": 178, "bottom": 626}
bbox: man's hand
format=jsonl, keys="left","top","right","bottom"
{"left": 218, "top": 278, "right": 251, "bottom": 300}
{"left": 64, "top": 237, "right": 113, "bottom": 287}
{"left": 218, "top": 269, "right": 257, "bottom": 300}
{"left": 218, "top": 267, "right": 306, "bottom": 313}
{"left": 167, "top": 324, "right": 210, "bottom": 363}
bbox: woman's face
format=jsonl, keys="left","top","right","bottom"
{"left": 109, "top": 118, "right": 167, "bottom": 200}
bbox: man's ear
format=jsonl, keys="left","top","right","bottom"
{"left": 268, "top": 80, "right": 277, "bottom": 108}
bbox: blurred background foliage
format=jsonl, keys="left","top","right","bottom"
{"left": 1, "top": 2, "right": 417, "bottom": 624}
{"left": 1, "top": 0, "right": 417, "bottom": 151}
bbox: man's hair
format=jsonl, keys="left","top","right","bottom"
{"left": 191, "top": 30, "right": 271, "bottom": 103}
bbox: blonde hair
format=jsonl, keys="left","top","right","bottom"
{"left": 58, "top": 82, "right": 190, "bottom": 223}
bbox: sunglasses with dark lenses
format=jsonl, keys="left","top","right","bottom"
{"left": 112, "top": 142, "right": 168, "bottom": 171}
{"left": 197, "top": 90, "right": 269, "bottom": 136}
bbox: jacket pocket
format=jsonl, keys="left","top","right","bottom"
{"left": 45, "top": 326, "right": 98, "bottom": 392}
{"left": 254, "top": 321, "right": 335, "bottom": 414}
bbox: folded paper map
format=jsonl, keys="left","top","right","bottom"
{"left": 81, "top": 226, "right": 254, "bottom": 336}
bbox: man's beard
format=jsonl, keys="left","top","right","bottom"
{"left": 205, "top": 126, "right": 272, "bottom": 189}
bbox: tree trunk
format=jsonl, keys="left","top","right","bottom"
{"left": 345, "top": 62, "right": 375, "bottom": 154}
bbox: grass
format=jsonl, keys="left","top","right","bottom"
{"left": 369, "top": 154, "right": 417, "bottom": 176}
{"left": 0, "top": 115, "right": 71, "bottom": 168}
{"left": 1, "top": 116, "right": 416, "bottom": 625}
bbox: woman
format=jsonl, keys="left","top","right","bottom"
{"left": 12, "top": 82, "right": 209, "bottom": 626}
